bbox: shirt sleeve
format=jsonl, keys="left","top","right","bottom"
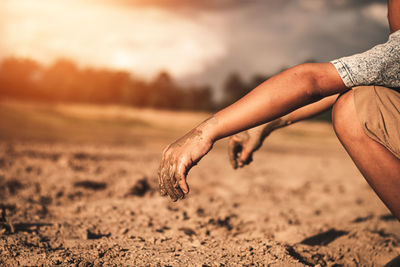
{"left": 331, "top": 30, "right": 400, "bottom": 89}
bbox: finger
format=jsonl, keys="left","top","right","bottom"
{"left": 173, "top": 178, "right": 185, "bottom": 200}
{"left": 158, "top": 158, "right": 167, "bottom": 196}
{"left": 170, "top": 167, "right": 185, "bottom": 200}
{"left": 228, "top": 139, "right": 237, "bottom": 169}
{"left": 232, "top": 142, "right": 243, "bottom": 169}
{"left": 162, "top": 144, "right": 170, "bottom": 154}
{"left": 159, "top": 179, "right": 167, "bottom": 196}
{"left": 168, "top": 164, "right": 180, "bottom": 202}
{"left": 162, "top": 170, "right": 175, "bottom": 200}
{"left": 238, "top": 148, "right": 251, "bottom": 168}
{"left": 158, "top": 172, "right": 167, "bottom": 196}
{"left": 157, "top": 162, "right": 165, "bottom": 195}
{"left": 247, "top": 153, "right": 253, "bottom": 165}
{"left": 163, "top": 162, "right": 178, "bottom": 201}
{"left": 238, "top": 156, "right": 253, "bottom": 168}
{"left": 228, "top": 139, "right": 240, "bottom": 169}
{"left": 171, "top": 164, "right": 185, "bottom": 199}
{"left": 176, "top": 163, "right": 189, "bottom": 194}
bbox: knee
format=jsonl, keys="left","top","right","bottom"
{"left": 332, "top": 90, "right": 363, "bottom": 142}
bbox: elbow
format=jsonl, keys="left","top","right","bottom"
{"left": 292, "top": 63, "right": 325, "bottom": 101}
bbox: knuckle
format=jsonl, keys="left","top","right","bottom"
{"left": 163, "top": 150, "right": 171, "bottom": 158}
{"left": 178, "top": 157, "right": 188, "bottom": 168}
{"left": 233, "top": 137, "right": 241, "bottom": 143}
{"left": 162, "top": 150, "right": 168, "bottom": 157}
{"left": 164, "top": 175, "right": 172, "bottom": 183}
{"left": 177, "top": 174, "right": 185, "bottom": 183}
{"left": 171, "top": 155, "right": 179, "bottom": 164}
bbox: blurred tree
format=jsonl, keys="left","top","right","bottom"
{"left": 220, "top": 72, "right": 247, "bottom": 108}
{"left": 148, "top": 71, "right": 180, "bottom": 109}
{"left": 181, "top": 85, "right": 213, "bottom": 111}
{"left": 0, "top": 57, "right": 215, "bottom": 111}
{"left": 125, "top": 79, "right": 149, "bottom": 107}
{"left": 0, "top": 57, "right": 42, "bottom": 99}
{"left": 248, "top": 74, "right": 271, "bottom": 90}
{"left": 40, "top": 59, "right": 80, "bottom": 101}
{"left": 0, "top": 56, "right": 335, "bottom": 117}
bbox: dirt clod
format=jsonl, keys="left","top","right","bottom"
{"left": 0, "top": 115, "right": 398, "bottom": 266}
{"left": 86, "top": 230, "right": 111, "bottom": 240}
{"left": 5, "top": 179, "right": 24, "bottom": 195}
{"left": 300, "top": 229, "right": 348, "bottom": 246}
{"left": 128, "top": 178, "right": 150, "bottom": 197}
{"left": 179, "top": 227, "right": 196, "bottom": 237}
{"left": 74, "top": 181, "right": 107, "bottom": 191}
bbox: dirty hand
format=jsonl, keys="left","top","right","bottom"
{"left": 158, "top": 119, "right": 215, "bottom": 201}
{"left": 228, "top": 125, "right": 273, "bottom": 169}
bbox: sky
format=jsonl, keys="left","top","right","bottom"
{"left": 0, "top": 0, "right": 390, "bottom": 97}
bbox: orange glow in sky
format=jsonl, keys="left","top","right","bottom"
{"left": 0, "top": 0, "right": 226, "bottom": 79}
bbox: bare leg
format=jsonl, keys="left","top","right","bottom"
{"left": 332, "top": 90, "right": 400, "bottom": 220}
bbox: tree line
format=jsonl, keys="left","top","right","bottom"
{"left": 0, "top": 57, "right": 273, "bottom": 111}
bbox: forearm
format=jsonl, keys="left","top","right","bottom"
{"left": 237, "top": 93, "right": 338, "bottom": 148}
{"left": 205, "top": 63, "right": 347, "bottom": 142}
{"left": 265, "top": 93, "right": 338, "bottom": 132}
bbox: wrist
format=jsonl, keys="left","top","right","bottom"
{"left": 248, "top": 125, "right": 264, "bottom": 138}
{"left": 195, "top": 116, "right": 220, "bottom": 143}
{"left": 263, "top": 117, "right": 291, "bottom": 136}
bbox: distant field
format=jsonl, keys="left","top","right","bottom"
{"left": 0, "top": 99, "right": 210, "bottom": 146}
{"left": 0, "top": 99, "right": 336, "bottom": 149}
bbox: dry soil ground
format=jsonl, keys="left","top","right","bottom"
{"left": 0, "top": 100, "right": 399, "bottom": 266}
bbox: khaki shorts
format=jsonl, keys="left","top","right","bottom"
{"left": 354, "top": 86, "right": 400, "bottom": 159}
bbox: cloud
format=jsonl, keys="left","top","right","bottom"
{"left": 108, "top": 0, "right": 387, "bottom": 10}
{"left": 0, "top": 0, "right": 227, "bottom": 79}
{"left": 103, "top": 0, "right": 260, "bottom": 10}
{"left": 361, "top": 2, "right": 388, "bottom": 27}
{"left": 0, "top": 0, "right": 391, "bottom": 98}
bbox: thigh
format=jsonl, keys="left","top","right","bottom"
{"left": 354, "top": 85, "right": 400, "bottom": 160}
{"left": 332, "top": 89, "right": 400, "bottom": 220}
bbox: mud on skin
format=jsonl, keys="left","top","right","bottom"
{"left": 228, "top": 131, "right": 252, "bottom": 169}
{"left": 227, "top": 117, "right": 292, "bottom": 169}
{"left": 158, "top": 117, "right": 216, "bottom": 202}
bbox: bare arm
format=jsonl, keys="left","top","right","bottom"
{"left": 261, "top": 93, "right": 338, "bottom": 134}
{"left": 210, "top": 63, "right": 345, "bottom": 140}
{"left": 228, "top": 94, "right": 338, "bottom": 169}
{"left": 158, "top": 63, "right": 347, "bottom": 201}
{"left": 279, "top": 94, "right": 338, "bottom": 124}
{"left": 389, "top": 0, "right": 400, "bottom": 33}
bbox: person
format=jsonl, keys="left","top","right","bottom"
{"left": 158, "top": 0, "right": 400, "bottom": 220}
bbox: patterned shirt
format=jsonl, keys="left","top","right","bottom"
{"left": 331, "top": 30, "right": 400, "bottom": 89}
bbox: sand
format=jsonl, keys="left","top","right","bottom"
{"left": 0, "top": 101, "right": 399, "bottom": 266}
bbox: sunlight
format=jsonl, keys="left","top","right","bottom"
{"left": 0, "top": 0, "right": 227, "bottom": 79}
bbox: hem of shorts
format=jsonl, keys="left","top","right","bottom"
{"left": 353, "top": 86, "right": 400, "bottom": 160}
{"left": 362, "top": 127, "right": 400, "bottom": 160}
